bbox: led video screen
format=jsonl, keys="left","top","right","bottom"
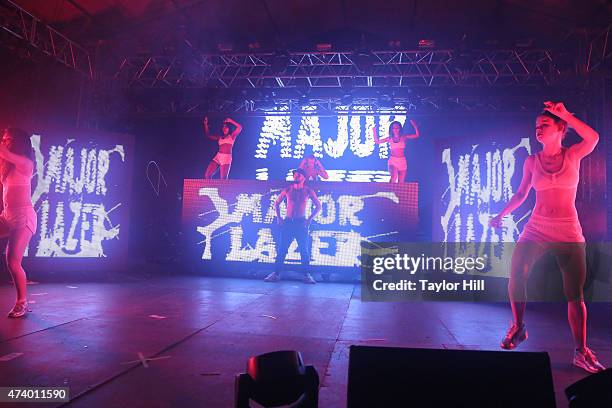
{"left": 20, "top": 129, "right": 134, "bottom": 269}
{"left": 182, "top": 179, "right": 418, "bottom": 276}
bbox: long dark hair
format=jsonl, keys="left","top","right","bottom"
{"left": 388, "top": 121, "right": 403, "bottom": 138}
{"left": 539, "top": 110, "right": 568, "bottom": 138}
{"left": 1, "top": 127, "right": 33, "bottom": 179}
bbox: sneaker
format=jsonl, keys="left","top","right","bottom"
{"left": 264, "top": 272, "right": 280, "bottom": 282}
{"left": 573, "top": 347, "right": 606, "bottom": 373}
{"left": 303, "top": 273, "right": 316, "bottom": 284}
{"left": 8, "top": 300, "right": 28, "bottom": 318}
{"left": 501, "top": 322, "right": 527, "bottom": 350}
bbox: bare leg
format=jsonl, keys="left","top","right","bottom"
{"left": 555, "top": 244, "right": 587, "bottom": 350}
{"left": 219, "top": 164, "right": 231, "bottom": 179}
{"left": 204, "top": 160, "right": 219, "bottom": 179}
{"left": 388, "top": 165, "right": 398, "bottom": 183}
{"left": 508, "top": 241, "right": 547, "bottom": 324}
{"left": 397, "top": 170, "right": 407, "bottom": 183}
{"left": 6, "top": 228, "right": 33, "bottom": 303}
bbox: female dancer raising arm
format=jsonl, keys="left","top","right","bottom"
{"left": 373, "top": 119, "right": 419, "bottom": 183}
{"left": 0, "top": 128, "right": 36, "bottom": 318}
{"left": 203, "top": 117, "right": 242, "bottom": 179}
{"left": 490, "top": 102, "right": 605, "bottom": 373}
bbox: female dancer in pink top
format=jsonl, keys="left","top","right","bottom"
{"left": 0, "top": 128, "right": 36, "bottom": 318}
{"left": 203, "top": 117, "right": 242, "bottom": 179}
{"left": 490, "top": 102, "right": 605, "bottom": 373}
{"left": 373, "top": 120, "right": 419, "bottom": 183}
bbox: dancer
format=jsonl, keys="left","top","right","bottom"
{"left": 490, "top": 102, "right": 605, "bottom": 373}
{"left": 373, "top": 119, "right": 419, "bottom": 183}
{"left": 298, "top": 152, "right": 329, "bottom": 182}
{"left": 0, "top": 128, "right": 36, "bottom": 318}
{"left": 264, "top": 168, "right": 321, "bottom": 284}
{"left": 203, "top": 116, "right": 242, "bottom": 179}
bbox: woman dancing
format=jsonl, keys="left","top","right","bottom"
{"left": 0, "top": 128, "right": 36, "bottom": 318}
{"left": 490, "top": 102, "right": 605, "bottom": 373}
{"left": 203, "top": 116, "right": 242, "bottom": 179}
{"left": 373, "top": 119, "right": 419, "bottom": 183}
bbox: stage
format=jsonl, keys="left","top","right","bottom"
{"left": 1, "top": 274, "right": 610, "bottom": 407}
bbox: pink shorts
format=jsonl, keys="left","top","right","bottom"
{"left": 518, "top": 214, "right": 584, "bottom": 243}
{"left": 388, "top": 156, "right": 407, "bottom": 171}
{"left": 213, "top": 153, "right": 232, "bottom": 166}
{"left": 0, "top": 206, "right": 37, "bottom": 235}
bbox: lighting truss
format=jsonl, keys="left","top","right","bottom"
{"left": 587, "top": 24, "right": 611, "bottom": 73}
{"left": 0, "top": 0, "right": 94, "bottom": 78}
{"left": 114, "top": 49, "right": 559, "bottom": 89}
{"left": 122, "top": 93, "right": 550, "bottom": 117}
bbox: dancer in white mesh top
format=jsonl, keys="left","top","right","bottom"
{"left": 0, "top": 128, "right": 36, "bottom": 318}
{"left": 490, "top": 102, "right": 605, "bottom": 373}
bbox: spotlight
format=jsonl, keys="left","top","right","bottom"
{"left": 217, "top": 43, "right": 233, "bottom": 52}
{"left": 353, "top": 51, "right": 374, "bottom": 75}
{"left": 316, "top": 43, "right": 332, "bottom": 52}
{"left": 271, "top": 51, "right": 290, "bottom": 75}
{"left": 341, "top": 92, "right": 354, "bottom": 106}
{"left": 418, "top": 39, "right": 435, "bottom": 49}
{"left": 235, "top": 351, "right": 319, "bottom": 408}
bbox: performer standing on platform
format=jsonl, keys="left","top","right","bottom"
{"left": 265, "top": 168, "right": 321, "bottom": 284}
{"left": 298, "top": 151, "right": 329, "bottom": 182}
{"left": 373, "top": 119, "right": 419, "bottom": 183}
{"left": 0, "top": 128, "right": 36, "bottom": 318}
{"left": 203, "top": 116, "right": 242, "bottom": 179}
{"left": 490, "top": 102, "right": 605, "bottom": 373}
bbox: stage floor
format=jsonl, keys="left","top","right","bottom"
{"left": 0, "top": 275, "right": 610, "bottom": 407}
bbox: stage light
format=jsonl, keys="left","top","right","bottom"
{"left": 316, "top": 43, "right": 332, "bottom": 51}
{"left": 353, "top": 51, "right": 374, "bottom": 74}
{"left": 341, "top": 92, "right": 354, "bottom": 105}
{"left": 235, "top": 351, "right": 319, "bottom": 408}
{"left": 418, "top": 39, "right": 435, "bottom": 48}
{"left": 270, "top": 51, "right": 290, "bottom": 75}
{"left": 217, "top": 43, "right": 233, "bottom": 52}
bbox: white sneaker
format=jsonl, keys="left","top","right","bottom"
{"left": 303, "top": 274, "right": 316, "bottom": 284}
{"left": 264, "top": 272, "right": 280, "bottom": 282}
{"left": 573, "top": 347, "right": 606, "bottom": 373}
{"left": 500, "top": 322, "right": 527, "bottom": 350}
{"left": 7, "top": 300, "right": 28, "bottom": 318}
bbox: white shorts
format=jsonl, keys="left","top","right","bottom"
{"left": 518, "top": 214, "right": 584, "bottom": 243}
{"left": 213, "top": 153, "right": 232, "bottom": 166}
{"left": 0, "top": 206, "right": 37, "bottom": 235}
{"left": 388, "top": 156, "right": 407, "bottom": 171}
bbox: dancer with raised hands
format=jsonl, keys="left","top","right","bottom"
{"left": 203, "top": 116, "right": 242, "bottom": 179}
{"left": 490, "top": 101, "right": 605, "bottom": 373}
{"left": 373, "top": 119, "right": 419, "bottom": 183}
{"left": 0, "top": 128, "right": 36, "bottom": 318}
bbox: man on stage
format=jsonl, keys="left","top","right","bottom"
{"left": 264, "top": 168, "right": 321, "bottom": 284}
{"left": 298, "top": 152, "right": 329, "bottom": 182}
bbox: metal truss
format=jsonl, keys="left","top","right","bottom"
{"left": 123, "top": 94, "right": 547, "bottom": 117}
{"left": 115, "top": 49, "right": 559, "bottom": 89}
{"left": 0, "top": 0, "right": 94, "bottom": 78}
{"left": 587, "top": 24, "right": 611, "bottom": 73}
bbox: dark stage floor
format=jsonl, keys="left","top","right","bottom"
{"left": 0, "top": 274, "right": 610, "bottom": 407}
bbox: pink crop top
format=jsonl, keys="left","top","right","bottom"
{"left": 530, "top": 148, "right": 579, "bottom": 191}
{"left": 218, "top": 136, "right": 235, "bottom": 146}
{"left": 388, "top": 137, "right": 405, "bottom": 150}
